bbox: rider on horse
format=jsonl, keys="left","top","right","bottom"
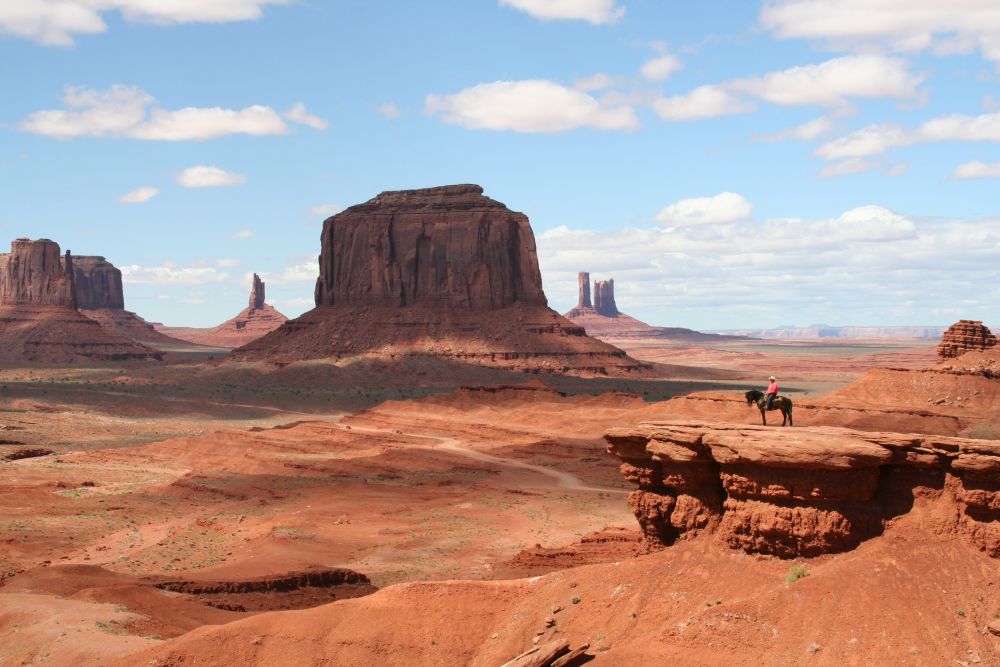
{"left": 764, "top": 375, "right": 778, "bottom": 410}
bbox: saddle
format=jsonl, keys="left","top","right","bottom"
{"left": 758, "top": 395, "right": 780, "bottom": 410}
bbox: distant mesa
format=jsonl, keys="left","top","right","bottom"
{"left": 937, "top": 319, "right": 996, "bottom": 360}
{"left": 0, "top": 238, "right": 159, "bottom": 363}
{"left": 157, "top": 273, "right": 288, "bottom": 349}
{"left": 725, "top": 325, "right": 950, "bottom": 339}
{"left": 233, "top": 184, "right": 649, "bottom": 375}
{"left": 564, "top": 271, "right": 742, "bottom": 342}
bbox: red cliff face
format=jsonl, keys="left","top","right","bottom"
{"left": 593, "top": 278, "right": 619, "bottom": 317}
{"left": 313, "top": 185, "right": 547, "bottom": 310}
{"left": 937, "top": 320, "right": 997, "bottom": 360}
{"left": 0, "top": 238, "right": 76, "bottom": 307}
{"left": 73, "top": 256, "right": 125, "bottom": 310}
{"left": 250, "top": 273, "right": 266, "bottom": 310}
{"left": 233, "top": 185, "right": 649, "bottom": 376}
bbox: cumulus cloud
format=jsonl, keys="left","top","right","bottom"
{"left": 251, "top": 258, "right": 317, "bottom": 284}
{"left": 653, "top": 55, "right": 921, "bottom": 123}
{"left": 282, "top": 103, "right": 328, "bottom": 130}
{"left": 231, "top": 229, "right": 254, "bottom": 240}
{"left": 654, "top": 192, "right": 754, "bottom": 227}
{"left": 536, "top": 205, "right": 1000, "bottom": 328}
{"left": 18, "top": 85, "right": 323, "bottom": 141}
{"left": 0, "top": 0, "right": 290, "bottom": 46}
{"left": 951, "top": 160, "right": 1000, "bottom": 179}
{"left": 308, "top": 203, "right": 343, "bottom": 217}
{"left": 426, "top": 80, "right": 638, "bottom": 132}
{"left": 573, "top": 73, "right": 617, "bottom": 92}
{"left": 176, "top": 165, "right": 246, "bottom": 188}
{"left": 653, "top": 85, "right": 755, "bottom": 121}
{"left": 499, "top": 0, "right": 624, "bottom": 25}
{"left": 761, "top": 0, "right": 1000, "bottom": 69}
{"left": 120, "top": 264, "right": 233, "bottom": 286}
{"left": 818, "top": 158, "right": 877, "bottom": 178}
{"left": 215, "top": 258, "right": 240, "bottom": 267}
{"left": 816, "top": 112, "right": 1000, "bottom": 159}
{"left": 640, "top": 54, "right": 683, "bottom": 82}
{"left": 376, "top": 102, "right": 401, "bottom": 119}
{"left": 757, "top": 115, "right": 834, "bottom": 142}
{"left": 118, "top": 185, "right": 158, "bottom": 204}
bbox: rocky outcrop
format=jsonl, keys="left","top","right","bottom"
{"left": 593, "top": 279, "right": 618, "bottom": 317}
{"left": 72, "top": 256, "right": 124, "bottom": 310}
{"left": 607, "top": 420, "right": 1000, "bottom": 558}
{"left": 313, "top": 184, "right": 546, "bottom": 310}
{"left": 576, "top": 272, "right": 591, "bottom": 309}
{"left": 937, "top": 320, "right": 996, "bottom": 360}
{"left": 233, "top": 186, "right": 649, "bottom": 375}
{"left": 250, "top": 273, "right": 265, "bottom": 309}
{"left": 0, "top": 239, "right": 158, "bottom": 362}
{"left": 0, "top": 238, "right": 76, "bottom": 307}
{"left": 158, "top": 274, "right": 288, "bottom": 348}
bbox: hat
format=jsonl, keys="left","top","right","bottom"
{"left": 769, "top": 375, "right": 776, "bottom": 380}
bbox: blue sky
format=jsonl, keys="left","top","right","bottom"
{"left": 2, "top": 0, "right": 999, "bottom": 329}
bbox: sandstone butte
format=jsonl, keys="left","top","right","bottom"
{"left": 563, "top": 271, "right": 742, "bottom": 342}
{"left": 231, "top": 185, "right": 650, "bottom": 375}
{"left": 0, "top": 238, "right": 158, "bottom": 363}
{"left": 937, "top": 319, "right": 997, "bottom": 360}
{"left": 157, "top": 273, "right": 288, "bottom": 348}
{"left": 606, "top": 419, "right": 999, "bottom": 558}
{"left": 72, "top": 255, "right": 192, "bottom": 348}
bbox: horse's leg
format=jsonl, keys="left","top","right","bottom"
{"left": 781, "top": 408, "right": 787, "bottom": 426}
{"left": 760, "top": 408, "right": 766, "bottom": 426}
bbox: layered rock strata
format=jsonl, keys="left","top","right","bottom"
{"left": 593, "top": 279, "right": 618, "bottom": 317}
{"left": 937, "top": 320, "right": 996, "bottom": 360}
{"left": 606, "top": 420, "right": 1000, "bottom": 558}
{"left": 233, "top": 185, "right": 649, "bottom": 375}
{"left": 158, "top": 274, "right": 287, "bottom": 348}
{"left": 0, "top": 239, "right": 158, "bottom": 362}
{"left": 73, "top": 256, "right": 125, "bottom": 310}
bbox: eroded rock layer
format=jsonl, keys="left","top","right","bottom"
{"left": 606, "top": 420, "right": 1000, "bottom": 558}
{"left": 73, "top": 256, "right": 124, "bottom": 310}
{"left": 0, "top": 238, "right": 75, "bottom": 307}
{"left": 234, "top": 186, "right": 649, "bottom": 375}
{"left": 937, "top": 319, "right": 997, "bottom": 360}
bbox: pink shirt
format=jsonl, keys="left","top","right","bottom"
{"left": 767, "top": 381, "right": 778, "bottom": 395}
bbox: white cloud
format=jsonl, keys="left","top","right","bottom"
{"left": 20, "top": 85, "right": 299, "bottom": 141}
{"left": 653, "top": 85, "right": 755, "bottom": 121}
{"left": 653, "top": 192, "right": 754, "bottom": 227}
{"left": 283, "top": 103, "right": 328, "bottom": 130}
{"left": 757, "top": 115, "right": 834, "bottom": 142}
{"left": 761, "top": 0, "right": 1000, "bottom": 69}
{"left": 652, "top": 54, "right": 921, "bottom": 123}
{"left": 376, "top": 102, "right": 401, "bottom": 119}
{"left": 0, "top": 0, "right": 290, "bottom": 47}
{"left": 640, "top": 54, "right": 683, "bottom": 82}
{"left": 118, "top": 185, "right": 158, "bottom": 204}
{"left": 818, "top": 158, "right": 877, "bottom": 178}
{"left": 951, "top": 160, "right": 1000, "bottom": 179}
{"left": 885, "top": 161, "right": 908, "bottom": 177}
{"left": 730, "top": 55, "right": 923, "bottom": 107}
{"left": 426, "top": 80, "right": 639, "bottom": 132}
{"left": 499, "top": 0, "right": 624, "bottom": 25}
{"left": 573, "top": 73, "right": 616, "bottom": 92}
{"left": 231, "top": 229, "right": 254, "bottom": 240}
{"left": 253, "top": 257, "right": 318, "bottom": 284}
{"left": 215, "top": 258, "right": 240, "bottom": 267}
{"left": 120, "top": 264, "right": 232, "bottom": 286}
{"left": 816, "top": 112, "right": 1000, "bottom": 159}
{"left": 308, "top": 203, "right": 343, "bottom": 217}
{"left": 176, "top": 165, "right": 246, "bottom": 188}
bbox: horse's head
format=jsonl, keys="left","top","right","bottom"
{"left": 744, "top": 390, "right": 757, "bottom": 406}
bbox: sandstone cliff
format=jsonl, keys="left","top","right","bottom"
{"left": 937, "top": 319, "right": 996, "bottom": 360}
{"left": 607, "top": 420, "right": 999, "bottom": 558}
{"left": 233, "top": 186, "right": 649, "bottom": 376}
{"left": 73, "top": 256, "right": 124, "bottom": 310}
{"left": 0, "top": 239, "right": 158, "bottom": 362}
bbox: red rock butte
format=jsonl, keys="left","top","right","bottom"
{"left": 157, "top": 273, "right": 288, "bottom": 348}
{"left": 232, "top": 185, "right": 649, "bottom": 375}
{"left": 937, "top": 319, "right": 997, "bottom": 360}
{"left": 0, "top": 238, "right": 158, "bottom": 362}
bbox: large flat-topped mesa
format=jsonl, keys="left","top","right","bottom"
{"left": 0, "top": 238, "right": 76, "bottom": 307}
{"left": 234, "top": 185, "right": 650, "bottom": 375}
{"left": 314, "top": 184, "right": 547, "bottom": 310}
{"left": 73, "top": 256, "right": 125, "bottom": 310}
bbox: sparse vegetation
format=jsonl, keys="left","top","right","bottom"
{"left": 570, "top": 596, "right": 581, "bottom": 605}
{"left": 786, "top": 564, "right": 809, "bottom": 584}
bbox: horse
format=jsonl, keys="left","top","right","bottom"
{"left": 745, "top": 389, "right": 793, "bottom": 427}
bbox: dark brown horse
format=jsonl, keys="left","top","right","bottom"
{"left": 745, "top": 389, "right": 793, "bottom": 426}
